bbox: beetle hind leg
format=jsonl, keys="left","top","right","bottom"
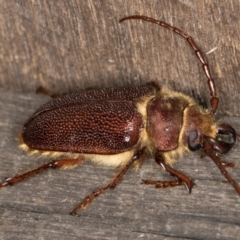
{"left": 142, "top": 152, "right": 195, "bottom": 193}
{"left": 70, "top": 148, "right": 145, "bottom": 215}
{"left": 36, "top": 86, "right": 59, "bottom": 98}
{"left": 0, "top": 157, "right": 86, "bottom": 188}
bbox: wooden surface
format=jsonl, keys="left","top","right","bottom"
{"left": 0, "top": 0, "right": 240, "bottom": 115}
{"left": 0, "top": 92, "right": 240, "bottom": 239}
{"left": 1, "top": 1, "right": 240, "bottom": 239}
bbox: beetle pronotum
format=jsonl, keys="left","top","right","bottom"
{"left": 1, "top": 15, "right": 239, "bottom": 215}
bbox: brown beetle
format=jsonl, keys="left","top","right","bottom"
{"left": 0, "top": 15, "right": 239, "bottom": 215}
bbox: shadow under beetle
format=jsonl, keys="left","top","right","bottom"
{"left": 1, "top": 15, "right": 240, "bottom": 215}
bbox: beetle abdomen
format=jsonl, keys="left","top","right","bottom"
{"left": 22, "top": 101, "right": 143, "bottom": 154}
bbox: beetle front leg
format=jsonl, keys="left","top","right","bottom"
{"left": 0, "top": 158, "right": 86, "bottom": 188}
{"left": 142, "top": 152, "right": 195, "bottom": 193}
{"left": 70, "top": 148, "right": 145, "bottom": 215}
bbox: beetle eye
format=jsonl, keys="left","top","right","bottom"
{"left": 188, "top": 130, "right": 201, "bottom": 151}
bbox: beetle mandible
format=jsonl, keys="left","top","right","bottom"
{"left": 0, "top": 15, "right": 239, "bottom": 215}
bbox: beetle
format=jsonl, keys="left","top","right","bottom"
{"left": 0, "top": 15, "right": 239, "bottom": 215}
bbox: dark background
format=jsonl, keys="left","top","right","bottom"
{"left": 0, "top": 1, "right": 240, "bottom": 239}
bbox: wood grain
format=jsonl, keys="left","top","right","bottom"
{"left": 0, "top": 0, "right": 240, "bottom": 115}
{"left": 0, "top": 90, "right": 240, "bottom": 239}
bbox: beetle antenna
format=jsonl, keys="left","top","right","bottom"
{"left": 120, "top": 15, "right": 219, "bottom": 114}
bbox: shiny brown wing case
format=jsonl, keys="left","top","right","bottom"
{"left": 22, "top": 84, "right": 157, "bottom": 154}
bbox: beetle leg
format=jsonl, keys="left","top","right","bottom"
{"left": 201, "top": 136, "right": 240, "bottom": 195}
{"left": 142, "top": 152, "right": 195, "bottom": 193}
{"left": 70, "top": 148, "right": 145, "bottom": 215}
{"left": 220, "top": 161, "right": 235, "bottom": 168}
{"left": 36, "top": 86, "right": 59, "bottom": 98}
{"left": 237, "top": 133, "right": 240, "bottom": 141}
{"left": 142, "top": 179, "right": 184, "bottom": 188}
{"left": 0, "top": 158, "right": 85, "bottom": 188}
{"left": 204, "top": 150, "right": 240, "bottom": 195}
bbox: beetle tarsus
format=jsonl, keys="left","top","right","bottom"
{"left": 142, "top": 179, "right": 184, "bottom": 189}
{"left": 141, "top": 153, "right": 195, "bottom": 193}
{"left": 36, "top": 86, "right": 59, "bottom": 98}
{"left": 70, "top": 186, "right": 108, "bottom": 215}
{"left": 0, "top": 181, "right": 10, "bottom": 188}
{"left": 154, "top": 152, "right": 195, "bottom": 193}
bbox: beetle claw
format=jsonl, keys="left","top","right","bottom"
{"left": 184, "top": 181, "right": 196, "bottom": 194}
